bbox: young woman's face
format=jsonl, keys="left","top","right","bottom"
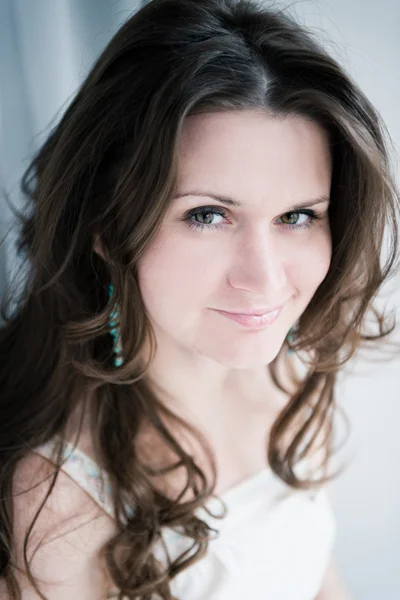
{"left": 137, "top": 110, "right": 332, "bottom": 369}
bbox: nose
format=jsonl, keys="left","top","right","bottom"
{"left": 228, "top": 229, "right": 287, "bottom": 294}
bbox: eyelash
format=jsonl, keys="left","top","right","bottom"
{"left": 183, "top": 205, "right": 321, "bottom": 232}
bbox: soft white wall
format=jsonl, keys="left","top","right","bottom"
{"left": 1, "top": 1, "right": 399, "bottom": 598}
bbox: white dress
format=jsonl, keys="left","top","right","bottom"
{"left": 34, "top": 436, "right": 337, "bottom": 600}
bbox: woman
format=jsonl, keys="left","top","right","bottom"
{"left": 0, "top": 0, "right": 398, "bottom": 598}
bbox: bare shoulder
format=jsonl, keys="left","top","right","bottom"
{"left": 5, "top": 450, "right": 118, "bottom": 599}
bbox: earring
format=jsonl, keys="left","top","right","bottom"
{"left": 286, "top": 326, "right": 296, "bottom": 355}
{"left": 108, "top": 284, "right": 124, "bottom": 367}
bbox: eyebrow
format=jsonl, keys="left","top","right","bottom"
{"left": 174, "top": 191, "right": 330, "bottom": 212}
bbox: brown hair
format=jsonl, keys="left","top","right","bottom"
{"left": 1, "top": 0, "right": 399, "bottom": 597}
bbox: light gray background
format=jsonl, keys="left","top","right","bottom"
{"left": 1, "top": 1, "right": 399, "bottom": 598}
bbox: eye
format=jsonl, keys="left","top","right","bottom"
{"left": 278, "top": 210, "right": 319, "bottom": 230}
{"left": 182, "top": 205, "right": 322, "bottom": 233}
{"left": 183, "top": 206, "right": 228, "bottom": 232}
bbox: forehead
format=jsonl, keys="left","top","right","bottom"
{"left": 176, "top": 110, "right": 332, "bottom": 204}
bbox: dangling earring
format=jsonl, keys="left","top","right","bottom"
{"left": 108, "top": 284, "right": 124, "bottom": 367}
{"left": 286, "top": 326, "right": 296, "bottom": 355}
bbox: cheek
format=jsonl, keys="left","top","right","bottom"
{"left": 287, "top": 234, "right": 332, "bottom": 297}
{"left": 137, "top": 234, "right": 212, "bottom": 317}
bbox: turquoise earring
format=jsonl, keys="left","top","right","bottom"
{"left": 287, "top": 327, "right": 296, "bottom": 355}
{"left": 108, "top": 284, "right": 124, "bottom": 367}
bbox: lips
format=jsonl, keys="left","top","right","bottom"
{"left": 212, "top": 307, "right": 282, "bottom": 329}
{"left": 219, "top": 306, "right": 282, "bottom": 316}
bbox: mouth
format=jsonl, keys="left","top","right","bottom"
{"left": 211, "top": 307, "right": 282, "bottom": 329}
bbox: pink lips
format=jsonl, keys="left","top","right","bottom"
{"left": 212, "top": 307, "right": 282, "bottom": 329}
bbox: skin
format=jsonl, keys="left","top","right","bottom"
{"left": 134, "top": 110, "right": 332, "bottom": 451}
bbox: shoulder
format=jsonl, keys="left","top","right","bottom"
{"left": 12, "top": 449, "right": 110, "bottom": 525}
{"left": 9, "top": 450, "right": 118, "bottom": 598}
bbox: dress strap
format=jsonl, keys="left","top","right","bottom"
{"left": 33, "top": 436, "right": 116, "bottom": 518}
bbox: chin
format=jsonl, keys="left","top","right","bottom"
{"left": 211, "top": 342, "right": 284, "bottom": 370}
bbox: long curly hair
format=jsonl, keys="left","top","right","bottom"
{"left": 1, "top": 0, "right": 399, "bottom": 598}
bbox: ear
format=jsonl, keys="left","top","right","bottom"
{"left": 92, "top": 232, "right": 107, "bottom": 261}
